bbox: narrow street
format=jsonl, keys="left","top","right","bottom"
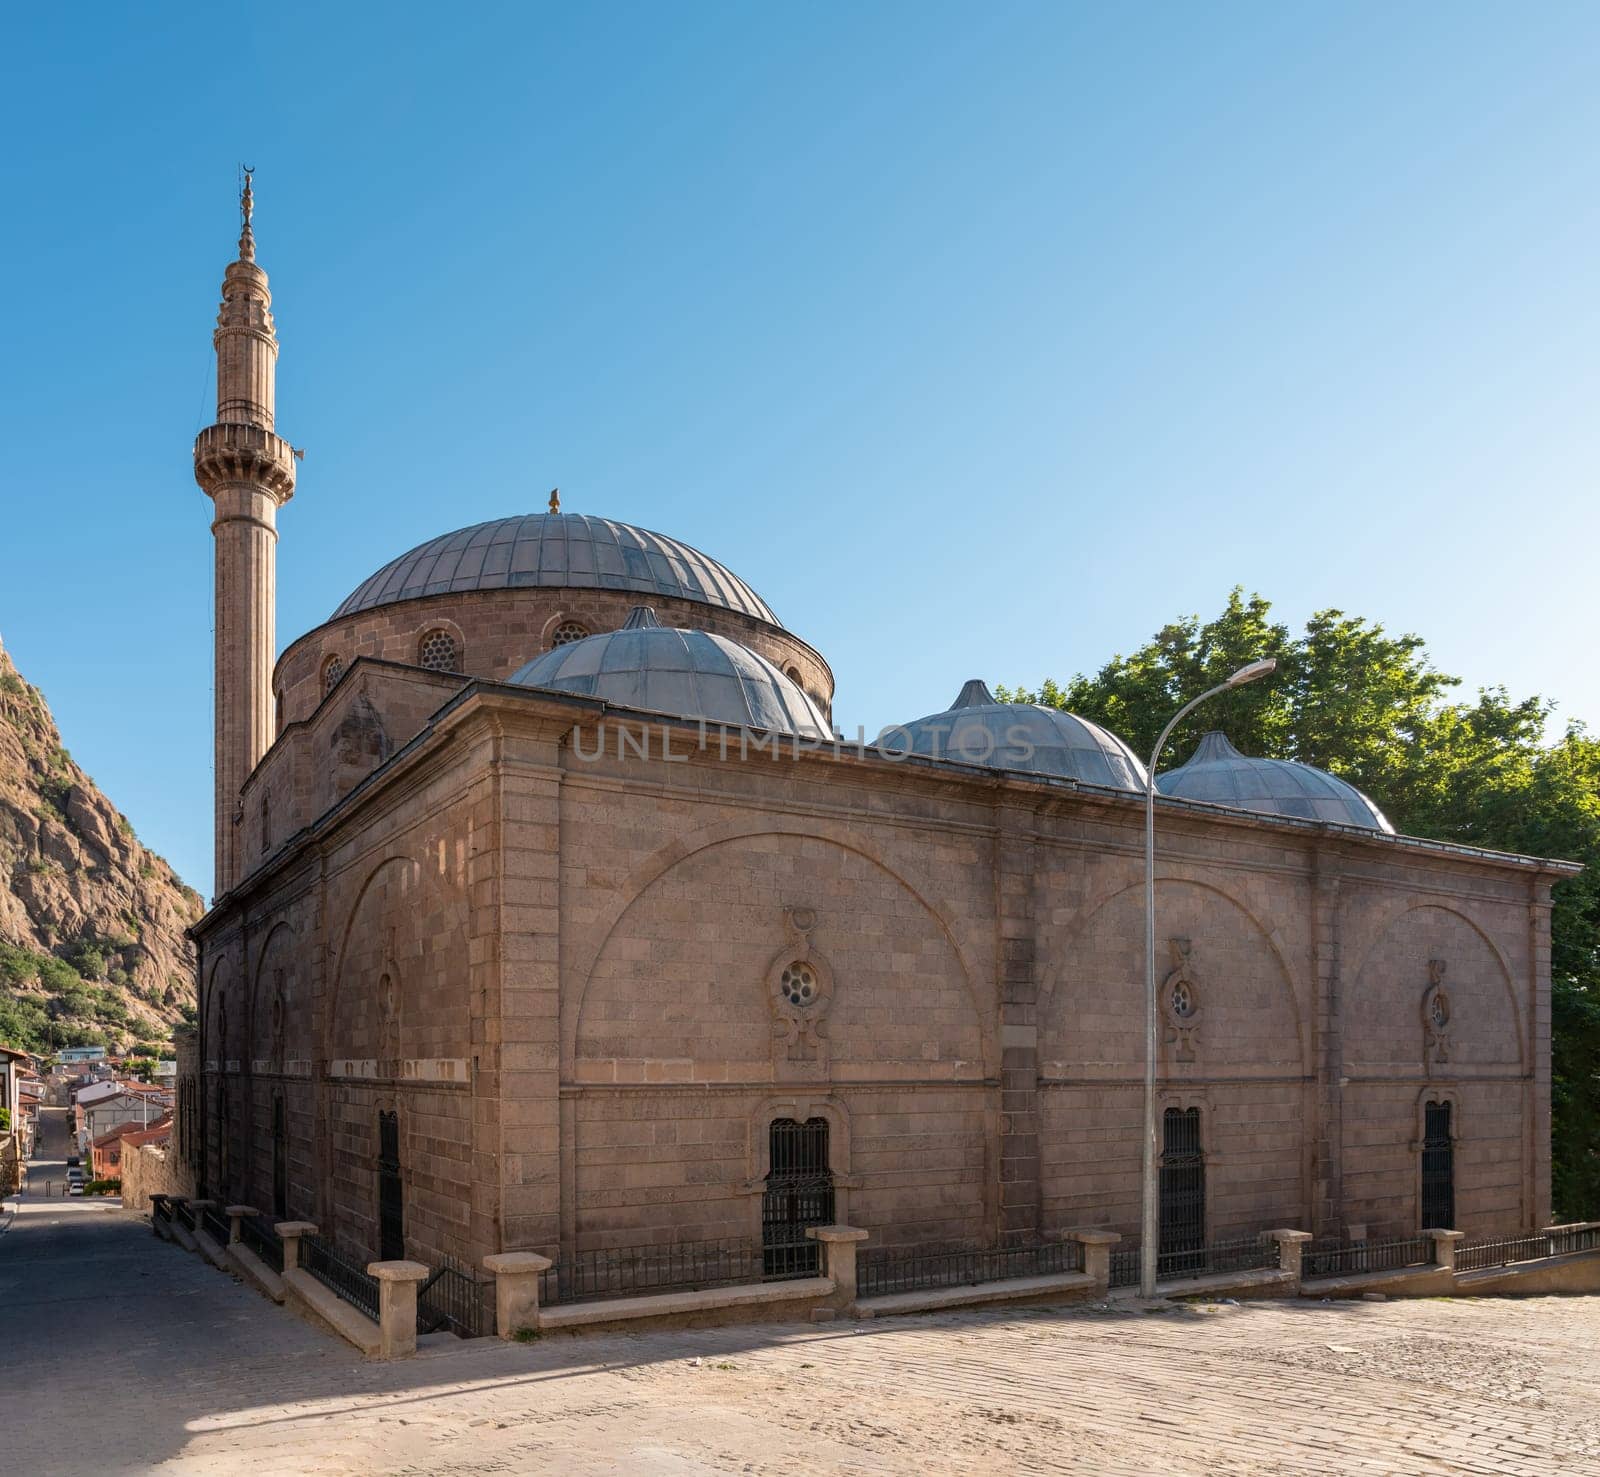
{"left": 23, "top": 1102, "right": 74, "bottom": 1197}
{"left": 3, "top": 1159, "right": 1600, "bottom": 1477}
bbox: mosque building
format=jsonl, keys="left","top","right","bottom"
{"left": 188, "top": 182, "right": 1571, "bottom": 1278}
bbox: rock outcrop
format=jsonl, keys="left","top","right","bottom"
{"left": 0, "top": 634, "right": 201, "bottom": 1050}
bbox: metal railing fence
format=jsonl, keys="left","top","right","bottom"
{"left": 1547, "top": 1222, "right": 1600, "bottom": 1257}
{"left": 1108, "top": 1234, "right": 1280, "bottom": 1289}
{"left": 417, "top": 1252, "right": 495, "bottom": 1338}
{"left": 302, "top": 1233, "right": 381, "bottom": 1322}
{"left": 538, "top": 1236, "right": 817, "bottom": 1307}
{"left": 200, "top": 1204, "right": 230, "bottom": 1246}
{"left": 856, "top": 1238, "right": 1085, "bottom": 1299}
{"left": 240, "top": 1214, "right": 284, "bottom": 1273}
{"left": 1301, "top": 1236, "right": 1433, "bottom": 1280}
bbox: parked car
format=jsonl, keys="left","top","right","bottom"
{"left": 68, "top": 1183, "right": 84, "bottom": 1196}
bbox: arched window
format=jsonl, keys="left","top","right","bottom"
{"left": 322, "top": 656, "right": 344, "bottom": 695}
{"left": 550, "top": 620, "right": 590, "bottom": 648}
{"left": 1159, "top": 1106, "right": 1205, "bottom": 1271}
{"left": 418, "top": 629, "right": 458, "bottom": 672}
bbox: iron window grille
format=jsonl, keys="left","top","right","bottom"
{"left": 762, "top": 1117, "right": 832, "bottom": 1278}
{"left": 1421, "top": 1101, "right": 1454, "bottom": 1231}
{"left": 1159, "top": 1106, "right": 1205, "bottom": 1259}
{"left": 377, "top": 1109, "right": 404, "bottom": 1262}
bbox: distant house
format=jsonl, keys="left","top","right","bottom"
{"left": 58, "top": 1046, "right": 108, "bottom": 1064}
{"left": 91, "top": 1120, "right": 141, "bottom": 1178}
{"left": 0, "top": 1045, "right": 29, "bottom": 1195}
{"left": 0, "top": 1045, "right": 28, "bottom": 1128}
{"left": 78, "top": 1086, "right": 172, "bottom": 1153}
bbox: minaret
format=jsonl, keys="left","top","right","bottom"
{"left": 194, "top": 172, "right": 296, "bottom": 897}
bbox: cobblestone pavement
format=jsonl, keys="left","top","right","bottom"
{"left": 3, "top": 1203, "right": 1599, "bottom": 1476}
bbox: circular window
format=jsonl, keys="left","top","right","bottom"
{"left": 419, "top": 630, "right": 458, "bottom": 672}
{"left": 1170, "top": 980, "right": 1196, "bottom": 1019}
{"left": 323, "top": 656, "right": 345, "bottom": 694}
{"left": 551, "top": 621, "right": 590, "bottom": 647}
{"left": 780, "top": 962, "right": 819, "bottom": 1008}
{"left": 1430, "top": 992, "right": 1450, "bottom": 1028}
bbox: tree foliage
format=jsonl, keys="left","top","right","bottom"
{"left": 1001, "top": 588, "right": 1600, "bottom": 1218}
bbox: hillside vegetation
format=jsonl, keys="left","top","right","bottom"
{"left": 0, "top": 635, "right": 201, "bottom": 1053}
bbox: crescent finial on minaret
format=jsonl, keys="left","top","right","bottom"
{"left": 239, "top": 165, "right": 256, "bottom": 262}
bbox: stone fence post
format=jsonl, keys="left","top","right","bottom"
{"left": 368, "top": 1260, "right": 430, "bottom": 1359}
{"left": 226, "top": 1204, "right": 256, "bottom": 1246}
{"left": 1066, "top": 1229, "right": 1121, "bottom": 1294}
{"left": 482, "top": 1251, "right": 554, "bottom": 1339}
{"left": 1266, "top": 1229, "right": 1313, "bottom": 1284}
{"left": 808, "top": 1224, "right": 869, "bottom": 1310}
{"left": 149, "top": 1193, "right": 167, "bottom": 1236}
{"left": 188, "top": 1198, "right": 216, "bottom": 1236}
{"left": 1427, "top": 1228, "right": 1466, "bottom": 1273}
{"left": 275, "top": 1220, "right": 318, "bottom": 1272}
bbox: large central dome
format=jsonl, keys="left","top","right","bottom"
{"left": 332, "top": 513, "right": 781, "bottom": 626}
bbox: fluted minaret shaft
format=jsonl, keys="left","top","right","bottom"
{"left": 194, "top": 173, "right": 296, "bottom": 898}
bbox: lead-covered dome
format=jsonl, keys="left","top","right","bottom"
{"left": 333, "top": 513, "right": 781, "bottom": 626}
{"left": 1157, "top": 731, "right": 1394, "bottom": 832}
{"left": 882, "top": 680, "right": 1147, "bottom": 790}
{"left": 508, "top": 607, "right": 829, "bottom": 738}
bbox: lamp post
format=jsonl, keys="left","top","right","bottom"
{"left": 1139, "top": 657, "right": 1276, "bottom": 1298}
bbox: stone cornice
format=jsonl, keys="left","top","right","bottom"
{"left": 194, "top": 422, "right": 296, "bottom": 502}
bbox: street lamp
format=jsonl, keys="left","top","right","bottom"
{"left": 1139, "top": 656, "right": 1276, "bottom": 1298}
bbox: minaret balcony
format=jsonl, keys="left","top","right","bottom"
{"left": 193, "top": 422, "right": 297, "bottom": 503}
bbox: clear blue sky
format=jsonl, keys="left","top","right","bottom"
{"left": 2, "top": 3, "right": 1597, "bottom": 901}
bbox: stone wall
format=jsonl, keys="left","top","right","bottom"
{"left": 194, "top": 689, "right": 1565, "bottom": 1279}
{"left": 122, "top": 1141, "right": 189, "bottom": 1212}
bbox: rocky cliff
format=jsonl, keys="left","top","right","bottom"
{"left": 0, "top": 634, "right": 202, "bottom": 1053}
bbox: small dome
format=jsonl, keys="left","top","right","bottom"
{"left": 333, "top": 513, "right": 781, "bottom": 626}
{"left": 508, "top": 607, "right": 829, "bottom": 738}
{"left": 882, "top": 680, "right": 1147, "bottom": 791}
{"left": 1157, "top": 732, "right": 1394, "bottom": 832}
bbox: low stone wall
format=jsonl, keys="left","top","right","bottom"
{"left": 1455, "top": 1254, "right": 1600, "bottom": 1297}
{"left": 122, "top": 1142, "right": 191, "bottom": 1213}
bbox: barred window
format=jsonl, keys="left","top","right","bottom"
{"left": 322, "top": 656, "right": 344, "bottom": 694}
{"left": 419, "top": 629, "right": 458, "bottom": 672}
{"left": 550, "top": 621, "right": 590, "bottom": 648}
